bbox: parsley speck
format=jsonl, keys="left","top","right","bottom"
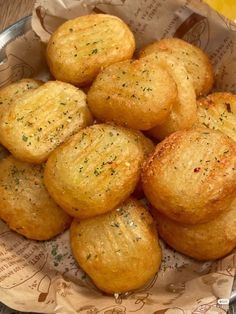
{"left": 22, "top": 135, "right": 28, "bottom": 142}
{"left": 90, "top": 48, "right": 98, "bottom": 55}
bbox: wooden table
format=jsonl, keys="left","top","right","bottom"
{"left": 0, "top": 0, "right": 35, "bottom": 32}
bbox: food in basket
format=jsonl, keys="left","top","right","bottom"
{"left": 44, "top": 124, "right": 153, "bottom": 219}
{"left": 142, "top": 51, "right": 197, "bottom": 139}
{"left": 46, "top": 14, "right": 135, "bottom": 86}
{"left": 0, "top": 78, "right": 42, "bottom": 117}
{"left": 139, "top": 37, "right": 214, "bottom": 96}
{"left": 0, "top": 9, "right": 236, "bottom": 299}
{"left": 0, "top": 155, "right": 72, "bottom": 240}
{"left": 196, "top": 92, "right": 236, "bottom": 141}
{"left": 0, "top": 80, "right": 93, "bottom": 163}
{"left": 87, "top": 58, "right": 177, "bottom": 130}
{"left": 153, "top": 197, "right": 236, "bottom": 260}
{"left": 70, "top": 198, "right": 161, "bottom": 293}
{"left": 142, "top": 128, "right": 236, "bottom": 224}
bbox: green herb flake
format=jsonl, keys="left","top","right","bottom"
{"left": 22, "top": 135, "right": 28, "bottom": 142}
{"left": 111, "top": 222, "right": 120, "bottom": 228}
{"left": 90, "top": 48, "right": 98, "bottom": 55}
{"left": 94, "top": 168, "right": 101, "bottom": 176}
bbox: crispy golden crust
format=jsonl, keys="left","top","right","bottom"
{"left": 47, "top": 14, "right": 135, "bottom": 86}
{"left": 143, "top": 52, "right": 197, "bottom": 139}
{"left": 87, "top": 58, "right": 177, "bottom": 130}
{"left": 142, "top": 128, "right": 236, "bottom": 224}
{"left": 0, "top": 81, "right": 93, "bottom": 163}
{"left": 70, "top": 198, "right": 161, "bottom": 293}
{"left": 0, "top": 156, "right": 71, "bottom": 240}
{"left": 0, "top": 79, "right": 42, "bottom": 118}
{"left": 139, "top": 38, "right": 214, "bottom": 96}
{"left": 152, "top": 198, "right": 236, "bottom": 260}
{"left": 196, "top": 92, "right": 236, "bottom": 142}
{"left": 44, "top": 124, "right": 150, "bottom": 219}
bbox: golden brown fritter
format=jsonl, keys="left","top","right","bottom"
{"left": 70, "top": 198, "right": 162, "bottom": 293}
{"left": 0, "top": 156, "right": 71, "bottom": 240}
{"left": 47, "top": 14, "right": 135, "bottom": 86}
{"left": 142, "top": 128, "right": 236, "bottom": 224}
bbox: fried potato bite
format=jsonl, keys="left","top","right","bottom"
{"left": 0, "top": 156, "right": 71, "bottom": 240}
{"left": 142, "top": 52, "right": 197, "bottom": 139}
{"left": 47, "top": 14, "right": 135, "bottom": 86}
{"left": 196, "top": 92, "right": 236, "bottom": 142}
{"left": 0, "top": 79, "right": 42, "bottom": 117}
{"left": 142, "top": 128, "right": 236, "bottom": 224}
{"left": 0, "top": 81, "right": 93, "bottom": 163}
{"left": 44, "top": 124, "right": 150, "bottom": 219}
{"left": 70, "top": 198, "right": 161, "bottom": 294}
{"left": 153, "top": 198, "right": 236, "bottom": 260}
{"left": 139, "top": 38, "right": 214, "bottom": 96}
{"left": 87, "top": 59, "right": 177, "bottom": 130}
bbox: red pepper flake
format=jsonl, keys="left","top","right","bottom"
{"left": 194, "top": 167, "right": 201, "bottom": 173}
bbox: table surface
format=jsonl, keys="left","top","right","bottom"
{"left": 0, "top": 0, "right": 35, "bottom": 32}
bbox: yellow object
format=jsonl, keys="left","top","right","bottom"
{"left": 205, "top": 0, "right": 236, "bottom": 21}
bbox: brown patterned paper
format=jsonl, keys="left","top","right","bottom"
{"left": 0, "top": 218, "right": 234, "bottom": 314}
{"left": 0, "top": 0, "right": 236, "bottom": 313}
{"left": 0, "top": 30, "right": 47, "bottom": 87}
